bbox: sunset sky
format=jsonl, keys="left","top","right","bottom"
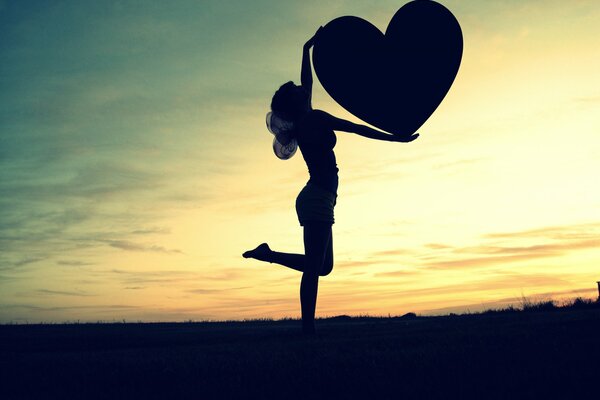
{"left": 1, "top": 0, "right": 599, "bottom": 323}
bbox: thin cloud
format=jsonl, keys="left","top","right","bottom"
{"left": 0, "top": 303, "right": 140, "bottom": 312}
{"left": 483, "top": 222, "right": 600, "bottom": 240}
{"left": 0, "top": 257, "right": 45, "bottom": 272}
{"left": 424, "top": 243, "right": 453, "bottom": 250}
{"left": 424, "top": 254, "right": 546, "bottom": 270}
{"left": 370, "top": 248, "right": 419, "bottom": 258}
{"left": 13, "top": 257, "right": 44, "bottom": 267}
{"left": 433, "top": 158, "right": 484, "bottom": 170}
{"left": 413, "top": 223, "right": 600, "bottom": 271}
{"left": 56, "top": 260, "right": 94, "bottom": 266}
{"left": 424, "top": 239, "right": 600, "bottom": 270}
{"left": 187, "top": 286, "right": 252, "bottom": 295}
{"left": 130, "top": 227, "right": 171, "bottom": 235}
{"left": 341, "top": 223, "right": 600, "bottom": 274}
{"left": 484, "top": 240, "right": 600, "bottom": 255}
{"left": 106, "top": 269, "right": 199, "bottom": 286}
{"left": 103, "top": 239, "right": 183, "bottom": 254}
{"left": 37, "top": 289, "right": 95, "bottom": 297}
{"left": 374, "top": 269, "right": 422, "bottom": 278}
{"left": 349, "top": 273, "right": 573, "bottom": 302}
{"left": 103, "top": 268, "right": 255, "bottom": 287}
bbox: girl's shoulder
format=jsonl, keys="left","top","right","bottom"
{"left": 296, "top": 110, "right": 334, "bottom": 143}
{"left": 307, "top": 109, "right": 330, "bottom": 121}
{"left": 298, "top": 109, "right": 331, "bottom": 130}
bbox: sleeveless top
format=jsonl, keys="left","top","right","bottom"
{"left": 295, "top": 110, "right": 339, "bottom": 194}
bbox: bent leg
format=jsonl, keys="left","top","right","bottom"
{"left": 300, "top": 222, "right": 332, "bottom": 334}
{"left": 320, "top": 232, "right": 334, "bottom": 276}
{"left": 244, "top": 243, "right": 306, "bottom": 272}
{"left": 270, "top": 236, "right": 332, "bottom": 274}
{"left": 243, "top": 237, "right": 333, "bottom": 276}
{"left": 269, "top": 251, "right": 305, "bottom": 272}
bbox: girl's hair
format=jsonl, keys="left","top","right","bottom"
{"left": 270, "top": 81, "right": 308, "bottom": 121}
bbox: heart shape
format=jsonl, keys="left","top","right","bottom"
{"left": 313, "top": 0, "right": 463, "bottom": 136}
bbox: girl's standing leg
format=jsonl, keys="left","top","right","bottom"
{"left": 300, "top": 221, "right": 332, "bottom": 334}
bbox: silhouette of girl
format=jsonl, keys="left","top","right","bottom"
{"left": 243, "top": 28, "right": 418, "bottom": 334}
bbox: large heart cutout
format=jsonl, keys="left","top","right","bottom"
{"left": 313, "top": 0, "right": 463, "bottom": 136}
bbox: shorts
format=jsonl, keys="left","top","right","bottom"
{"left": 295, "top": 183, "right": 337, "bottom": 226}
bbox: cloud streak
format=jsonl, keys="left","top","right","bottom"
{"left": 187, "top": 286, "right": 252, "bottom": 295}
{"left": 103, "top": 240, "right": 183, "bottom": 254}
{"left": 37, "top": 289, "right": 95, "bottom": 297}
{"left": 363, "top": 223, "right": 600, "bottom": 271}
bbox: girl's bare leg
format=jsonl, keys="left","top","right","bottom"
{"left": 243, "top": 222, "right": 333, "bottom": 334}
{"left": 300, "top": 222, "right": 332, "bottom": 334}
{"left": 243, "top": 230, "right": 333, "bottom": 276}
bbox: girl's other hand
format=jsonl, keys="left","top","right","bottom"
{"left": 391, "top": 133, "right": 420, "bottom": 143}
{"left": 305, "top": 26, "right": 323, "bottom": 48}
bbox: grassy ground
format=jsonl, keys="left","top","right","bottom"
{"left": 1, "top": 307, "right": 599, "bottom": 399}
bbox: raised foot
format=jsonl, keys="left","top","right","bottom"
{"left": 242, "top": 243, "right": 272, "bottom": 261}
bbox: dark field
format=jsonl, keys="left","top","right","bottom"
{"left": 1, "top": 308, "right": 599, "bottom": 399}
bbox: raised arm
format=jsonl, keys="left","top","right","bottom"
{"left": 318, "top": 111, "right": 419, "bottom": 143}
{"left": 301, "top": 42, "right": 313, "bottom": 94}
{"left": 301, "top": 27, "right": 322, "bottom": 103}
